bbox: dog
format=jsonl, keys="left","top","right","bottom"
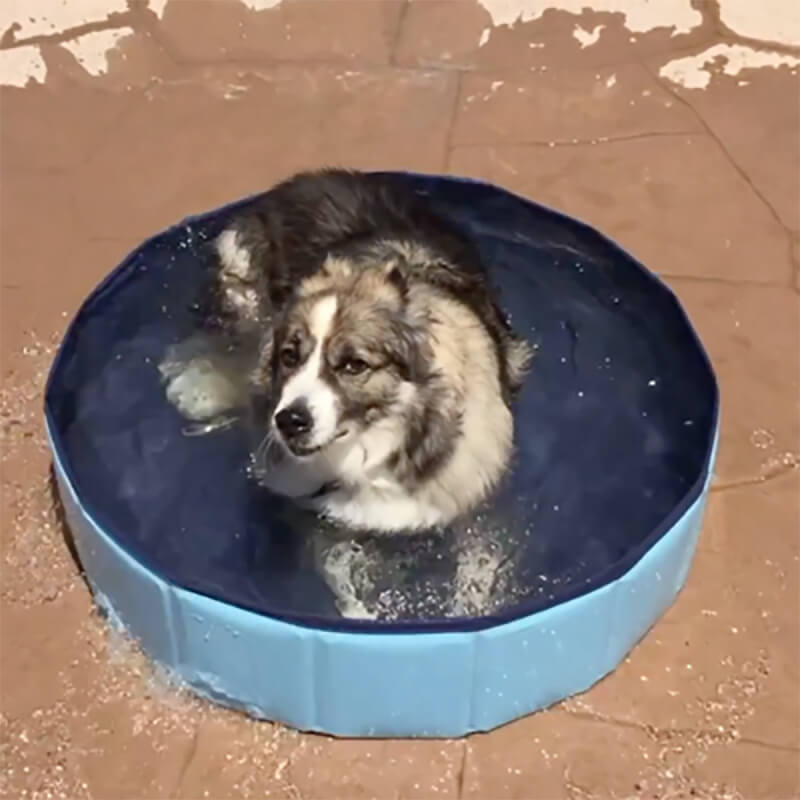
{"left": 160, "top": 169, "right": 533, "bottom": 534}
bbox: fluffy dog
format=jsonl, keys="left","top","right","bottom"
{"left": 161, "top": 169, "right": 533, "bottom": 533}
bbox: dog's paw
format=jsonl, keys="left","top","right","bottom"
{"left": 160, "top": 355, "right": 242, "bottom": 422}
{"left": 220, "top": 281, "right": 261, "bottom": 321}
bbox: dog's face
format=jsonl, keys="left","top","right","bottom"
{"left": 269, "top": 258, "right": 424, "bottom": 459}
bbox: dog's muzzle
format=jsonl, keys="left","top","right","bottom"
{"left": 274, "top": 399, "right": 320, "bottom": 456}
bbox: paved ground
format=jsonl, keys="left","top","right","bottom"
{"left": 1, "top": 1, "right": 798, "bottom": 798}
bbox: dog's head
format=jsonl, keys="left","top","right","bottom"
{"left": 268, "top": 256, "right": 426, "bottom": 459}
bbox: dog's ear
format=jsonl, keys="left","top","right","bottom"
{"left": 426, "top": 259, "right": 481, "bottom": 295}
{"left": 322, "top": 256, "right": 354, "bottom": 280}
{"left": 381, "top": 258, "right": 409, "bottom": 298}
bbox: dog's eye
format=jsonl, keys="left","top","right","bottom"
{"left": 339, "top": 357, "right": 369, "bottom": 376}
{"left": 280, "top": 346, "right": 300, "bottom": 368}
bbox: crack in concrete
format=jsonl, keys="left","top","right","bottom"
{"left": 650, "top": 68, "right": 789, "bottom": 231}
{"left": 454, "top": 129, "right": 702, "bottom": 149}
{"left": 560, "top": 705, "right": 668, "bottom": 734}
{"left": 169, "top": 725, "right": 199, "bottom": 799}
{"left": 661, "top": 272, "right": 792, "bottom": 287}
{"left": 645, "top": 60, "right": 799, "bottom": 288}
{"left": 710, "top": 463, "right": 799, "bottom": 494}
{"left": 456, "top": 739, "right": 469, "bottom": 799}
{"left": 559, "top": 706, "right": 799, "bottom": 754}
{"left": 736, "top": 736, "right": 800, "bottom": 753}
{"left": 388, "top": 0, "right": 411, "bottom": 68}
{"left": 443, "top": 71, "right": 464, "bottom": 172}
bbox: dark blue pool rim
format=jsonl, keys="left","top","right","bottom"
{"left": 45, "top": 173, "right": 720, "bottom": 636}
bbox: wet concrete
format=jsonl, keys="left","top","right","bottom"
{"left": 1, "top": 1, "right": 798, "bottom": 798}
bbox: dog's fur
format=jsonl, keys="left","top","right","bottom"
{"left": 161, "top": 169, "right": 533, "bottom": 532}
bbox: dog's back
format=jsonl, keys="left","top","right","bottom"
{"left": 232, "top": 170, "right": 480, "bottom": 296}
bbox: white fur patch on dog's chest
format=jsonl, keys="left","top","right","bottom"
{"left": 315, "top": 482, "right": 448, "bottom": 531}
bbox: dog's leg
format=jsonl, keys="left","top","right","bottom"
{"left": 215, "top": 224, "right": 277, "bottom": 395}
{"left": 215, "top": 225, "right": 268, "bottom": 329}
{"left": 448, "top": 536, "right": 504, "bottom": 617}
{"left": 159, "top": 333, "right": 250, "bottom": 429}
{"left": 310, "top": 532, "right": 378, "bottom": 620}
{"left": 159, "top": 223, "right": 273, "bottom": 430}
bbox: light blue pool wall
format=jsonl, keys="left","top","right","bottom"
{"left": 50, "top": 420, "right": 717, "bottom": 738}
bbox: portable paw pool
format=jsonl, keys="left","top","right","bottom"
{"left": 46, "top": 173, "right": 718, "bottom": 737}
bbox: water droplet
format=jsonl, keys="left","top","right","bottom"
{"left": 750, "top": 428, "right": 774, "bottom": 450}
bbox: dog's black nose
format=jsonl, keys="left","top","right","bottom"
{"left": 275, "top": 401, "right": 312, "bottom": 439}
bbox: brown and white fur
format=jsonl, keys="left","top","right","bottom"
{"left": 160, "top": 169, "right": 533, "bottom": 533}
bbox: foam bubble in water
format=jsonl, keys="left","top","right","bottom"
{"left": 749, "top": 428, "right": 774, "bottom": 450}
